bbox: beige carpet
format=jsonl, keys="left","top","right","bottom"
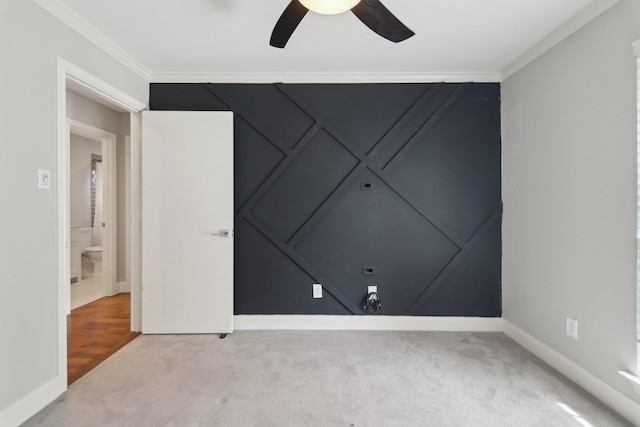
{"left": 23, "top": 331, "right": 631, "bottom": 426}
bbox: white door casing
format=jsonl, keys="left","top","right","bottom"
{"left": 141, "top": 111, "right": 234, "bottom": 334}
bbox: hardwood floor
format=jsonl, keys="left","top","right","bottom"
{"left": 67, "top": 292, "right": 140, "bottom": 385}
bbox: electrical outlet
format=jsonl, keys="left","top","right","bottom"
{"left": 313, "top": 284, "right": 323, "bottom": 299}
{"left": 362, "top": 266, "right": 376, "bottom": 276}
{"left": 361, "top": 182, "right": 374, "bottom": 190}
{"left": 566, "top": 317, "right": 578, "bottom": 340}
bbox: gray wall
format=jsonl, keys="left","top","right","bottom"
{"left": 502, "top": 0, "right": 640, "bottom": 404}
{"left": 0, "top": 0, "right": 147, "bottom": 421}
{"left": 67, "top": 90, "right": 131, "bottom": 284}
{"left": 67, "top": 90, "right": 122, "bottom": 133}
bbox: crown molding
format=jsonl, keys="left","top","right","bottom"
{"left": 150, "top": 71, "right": 501, "bottom": 84}
{"left": 30, "top": 0, "right": 500, "bottom": 85}
{"left": 501, "top": 0, "right": 620, "bottom": 80}
{"left": 33, "top": 0, "right": 151, "bottom": 82}
{"left": 35, "top": 0, "right": 618, "bottom": 85}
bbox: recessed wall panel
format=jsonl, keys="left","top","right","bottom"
{"left": 252, "top": 130, "right": 359, "bottom": 242}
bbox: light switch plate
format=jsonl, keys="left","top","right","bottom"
{"left": 38, "top": 169, "right": 50, "bottom": 189}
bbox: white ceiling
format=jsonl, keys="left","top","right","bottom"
{"left": 48, "top": 0, "right": 616, "bottom": 80}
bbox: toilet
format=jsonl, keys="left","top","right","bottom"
{"left": 80, "top": 228, "right": 102, "bottom": 274}
{"left": 83, "top": 245, "right": 102, "bottom": 263}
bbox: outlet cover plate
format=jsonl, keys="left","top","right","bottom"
{"left": 565, "top": 317, "right": 578, "bottom": 340}
{"left": 313, "top": 284, "right": 323, "bottom": 299}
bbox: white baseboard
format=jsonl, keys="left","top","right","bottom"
{"left": 116, "top": 281, "right": 130, "bottom": 293}
{"left": 0, "top": 377, "right": 66, "bottom": 427}
{"left": 619, "top": 371, "right": 640, "bottom": 394}
{"left": 233, "top": 315, "right": 503, "bottom": 332}
{"left": 502, "top": 320, "right": 640, "bottom": 426}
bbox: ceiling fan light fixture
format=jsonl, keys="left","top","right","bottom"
{"left": 270, "top": 0, "right": 414, "bottom": 48}
{"left": 298, "top": 0, "right": 361, "bottom": 15}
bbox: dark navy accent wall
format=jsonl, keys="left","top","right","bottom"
{"left": 149, "top": 83, "right": 502, "bottom": 317}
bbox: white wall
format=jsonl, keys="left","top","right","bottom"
{"left": 69, "top": 134, "right": 101, "bottom": 227}
{"left": 502, "top": 0, "right": 640, "bottom": 406}
{"left": 0, "top": 1, "right": 147, "bottom": 424}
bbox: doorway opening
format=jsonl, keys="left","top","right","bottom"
{"left": 67, "top": 120, "right": 116, "bottom": 311}
{"left": 65, "top": 100, "right": 135, "bottom": 383}
{"left": 56, "top": 58, "right": 146, "bottom": 386}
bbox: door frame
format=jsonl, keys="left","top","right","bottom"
{"left": 67, "top": 119, "right": 117, "bottom": 311}
{"left": 56, "top": 57, "right": 146, "bottom": 385}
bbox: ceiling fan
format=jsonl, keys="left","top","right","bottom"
{"left": 270, "top": 0, "right": 415, "bottom": 48}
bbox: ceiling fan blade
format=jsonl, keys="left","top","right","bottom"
{"left": 351, "top": 0, "right": 415, "bottom": 43}
{"left": 270, "top": 1, "right": 309, "bottom": 48}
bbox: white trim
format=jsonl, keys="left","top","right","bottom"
{"left": 32, "top": 0, "right": 620, "bottom": 85}
{"left": 55, "top": 57, "right": 68, "bottom": 400}
{"left": 0, "top": 378, "right": 66, "bottom": 427}
{"left": 633, "top": 39, "right": 640, "bottom": 57}
{"left": 150, "top": 72, "right": 501, "bottom": 84}
{"left": 124, "top": 136, "right": 132, "bottom": 298}
{"left": 233, "top": 315, "right": 502, "bottom": 332}
{"left": 67, "top": 120, "right": 116, "bottom": 142}
{"left": 503, "top": 321, "right": 640, "bottom": 426}
{"left": 129, "top": 112, "right": 142, "bottom": 332}
{"left": 501, "top": 0, "right": 620, "bottom": 80}
{"left": 619, "top": 371, "right": 640, "bottom": 394}
{"left": 33, "top": 0, "right": 151, "bottom": 81}
{"left": 103, "top": 129, "right": 117, "bottom": 297}
{"left": 60, "top": 59, "right": 147, "bottom": 112}
{"left": 27, "top": 0, "right": 497, "bottom": 85}
{"left": 636, "top": 46, "right": 640, "bottom": 371}
{"left": 116, "top": 281, "right": 131, "bottom": 293}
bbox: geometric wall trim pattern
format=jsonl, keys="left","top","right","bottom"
{"left": 150, "top": 82, "right": 502, "bottom": 316}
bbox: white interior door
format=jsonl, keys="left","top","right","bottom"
{"left": 141, "top": 111, "right": 233, "bottom": 334}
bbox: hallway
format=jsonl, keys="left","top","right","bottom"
{"left": 67, "top": 293, "right": 139, "bottom": 384}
